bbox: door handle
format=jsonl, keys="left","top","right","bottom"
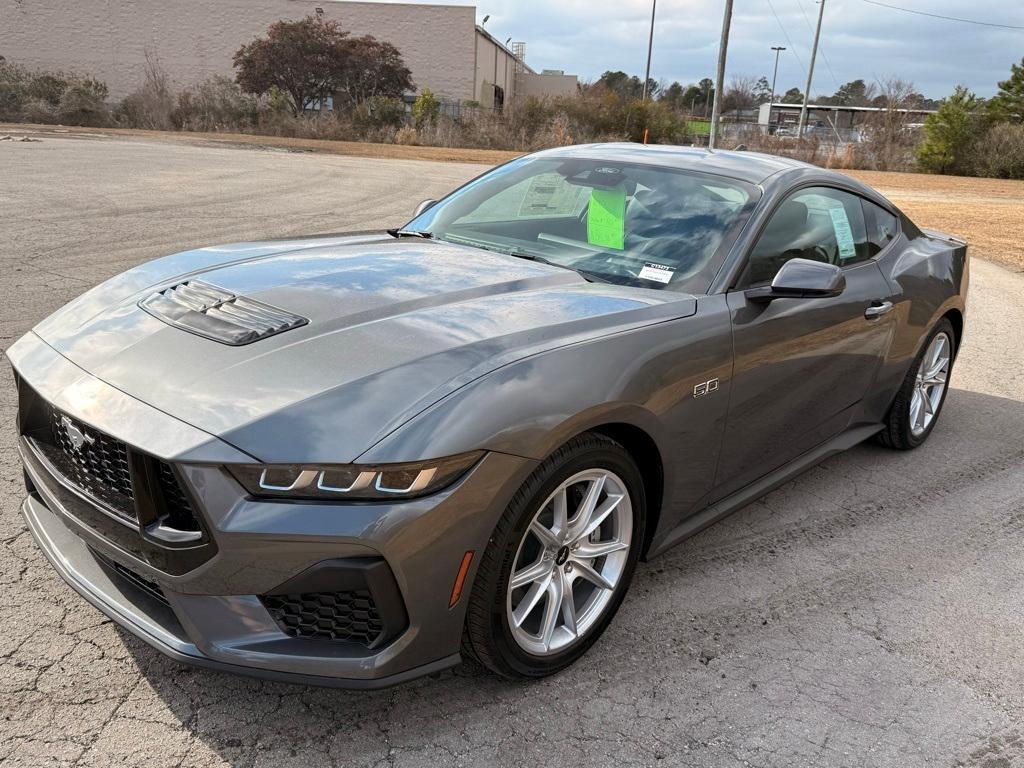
{"left": 864, "top": 300, "right": 893, "bottom": 319}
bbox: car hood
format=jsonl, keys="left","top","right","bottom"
{"left": 34, "top": 234, "right": 696, "bottom": 463}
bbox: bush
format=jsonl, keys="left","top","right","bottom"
{"left": 412, "top": 89, "right": 439, "bottom": 128}
{"left": 174, "top": 75, "right": 257, "bottom": 132}
{"left": 56, "top": 78, "right": 111, "bottom": 126}
{"left": 116, "top": 53, "right": 175, "bottom": 130}
{"left": 352, "top": 96, "right": 406, "bottom": 130}
{"left": 0, "top": 62, "right": 30, "bottom": 116}
{"left": 969, "top": 122, "right": 1024, "bottom": 179}
{"left": 0, "top": 61, "right": 112, "bottom": 126}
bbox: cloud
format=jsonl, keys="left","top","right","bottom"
{"left": 390, "top": 0, "right": 1022, "bottom": 97}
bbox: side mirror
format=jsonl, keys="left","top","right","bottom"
{"left": 413, "top": 199, "right": 437, "bottom": 218}
{"left": 745, "top": 258, "right": 846, "bottom": 303}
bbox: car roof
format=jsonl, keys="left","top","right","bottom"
{"left": 530, "top": 142, "right": 816, "bottom": 185}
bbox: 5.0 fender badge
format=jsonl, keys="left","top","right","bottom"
{"left": 693, "top": 378, "right": 720, "bottom": 398}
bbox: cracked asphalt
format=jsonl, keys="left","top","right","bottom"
{"left": 2, "top": 135, "right": 1024, "bottom": 768}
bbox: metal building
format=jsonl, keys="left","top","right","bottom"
{"left": 0, "top": 0, "right": 577, "bottom": 106}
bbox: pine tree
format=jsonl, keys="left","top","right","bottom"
{"left": 916, "top": 86, "right": 981, "bottom": 174}
{"left": 988, "top": 57, "right": 1024, "bottom": 124}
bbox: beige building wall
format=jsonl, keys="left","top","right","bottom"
{"left": 472, "top": 28, "right": 518, "bottom": 109}
{"left": 516, "top": 72, "right": 579, "bottom": 100}
{"left": 0, "top": 0, "right": 478, "bottom": 100}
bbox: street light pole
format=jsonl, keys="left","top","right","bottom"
{"left": 797, "top": 0, "right": 825, "bottom": 138}
{"left": 642, "top": 0, "right": 657, "bottom": 102}
{"left": 708, "top": 0, "right": 734, "bottom": 150}
{"left": 769, "top": 46, "right": 785, "bottom": 128}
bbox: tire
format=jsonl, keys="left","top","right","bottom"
{"left": 463, "top": 432, "right": 646, "bottom": 679}
{"left": 877, "top": 318, "right": 956, "bottom": 450}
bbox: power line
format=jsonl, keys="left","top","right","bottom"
{"left": 765, "top": 0, "right": 807, "bottom": 76}
{"left": 860, "top": 0, "right": 1024, "bottom": 30}
{"left": 797, "top": 0, "right": 841, "bottom": 89}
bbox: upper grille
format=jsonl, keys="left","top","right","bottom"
{"left": 47, "top": 409, "right": 135, "bottom": 520}
{"left": 139, "top": 280, "right": 307, "bottom": 346}
{"left": 41, "top": 407, "right": 200, "bottom": 535}
{"left": 262, "top": 591, "right": 385, "bottom": 647}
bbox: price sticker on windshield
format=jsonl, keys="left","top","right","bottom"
{"left": 639, "top": 262, "right": 675, "bottom": 284}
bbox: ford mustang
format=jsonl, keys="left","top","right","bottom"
{"left": 7, "top": 144, "right": 968, "bottom": 687}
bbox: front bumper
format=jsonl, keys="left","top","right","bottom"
{"left": 10, "top": 332, "right": 536, "bottom": 688}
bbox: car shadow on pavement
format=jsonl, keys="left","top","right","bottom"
{"left": 112, "top": 386, "right": 1024, "bottom": 767}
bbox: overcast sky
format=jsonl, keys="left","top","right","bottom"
{"left": 392, "top": 0, "right": 1023, "bottom": 98}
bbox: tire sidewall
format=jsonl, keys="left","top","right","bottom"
{"left": 902, "top": 319, "right": 956, "bottom": 448}
{"left": 484, "top": 439, "right": 645, "bottom": 678}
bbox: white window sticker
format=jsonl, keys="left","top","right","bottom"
{"left": 518, "top": 173, "right": 585, "bottom": 217}
{"left": 828, "top": 206, "right": 858, "bottom": 260}
{"left": 639, "top": 263, "right": 674, "bottom": 284}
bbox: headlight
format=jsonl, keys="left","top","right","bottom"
{"left": 228, "top": 452, "right": 484, "bottom": 501}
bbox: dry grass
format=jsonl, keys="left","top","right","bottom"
{"left": 5, "top": 123, "right": 1022, "bottom": 270}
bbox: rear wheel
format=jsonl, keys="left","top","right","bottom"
{"left": 463, "top": 433, "right": 645, "bottom": 679}
{"left": 877, "top": 318, "right": 955, "bottom": 450}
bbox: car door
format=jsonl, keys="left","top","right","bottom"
{"left": 712, "top": 185, "right": 897, "bottom": 498}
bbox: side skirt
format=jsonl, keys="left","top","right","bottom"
{"left": 647, "top": 423, "right": 883, "bottom": 558}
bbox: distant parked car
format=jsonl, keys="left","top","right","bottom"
{"left": 9, "top": 144, "right": 968, "bottom": 687}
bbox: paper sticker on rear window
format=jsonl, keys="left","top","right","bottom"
{"left": 828, "top": 206, "right": 857, "bottom": 260}
{"left": 639, "top": 262, "right": 674, "bottom": 284}
{"left": 587, "top": 186, "right": 626, "bottom": 250}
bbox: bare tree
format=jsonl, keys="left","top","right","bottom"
{"left": 722, "top": 75, "right": 759, "bottom": 113}
{"left": 859, "top": 77, "right": 919, "bottom": 171}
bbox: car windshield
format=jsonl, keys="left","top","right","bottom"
{"left": 404, "top": 156, "right": 758, "bottom": 292}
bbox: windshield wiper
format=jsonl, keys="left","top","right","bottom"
{"left": 502, "top": 248, "right": 608, "bottom": 283}
{"left": 387, "top": 228, "right": 433, "bottom": 239}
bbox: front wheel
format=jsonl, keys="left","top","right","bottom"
{"left": 463, "top": 433, "right": 645, "bottom": 679}
{"left": 877, "top": 318, "right": 956, "bottom": 450}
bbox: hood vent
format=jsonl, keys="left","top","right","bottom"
{"left": 139, "top": 280, "right": 307, "bottom": 346}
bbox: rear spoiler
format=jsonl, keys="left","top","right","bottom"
{"left": 921, "top": 228, "right": 967, "bottom": 248}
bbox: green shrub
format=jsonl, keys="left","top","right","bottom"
{"left": 412, "top": 88, "right": 439, "bottom": 128}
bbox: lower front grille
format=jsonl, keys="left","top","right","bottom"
{"left": 92, "top": 549, "right": 170, "bottom": 608}
{"left": 262, "top": 591, "right": 385, "bottom": 647}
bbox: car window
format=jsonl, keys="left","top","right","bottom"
{"left": 406, "top": 157, "right": 758, "bottom": 294}
{"left": 864, "top": 200, "right": 899, "bottom": 256}
{"left": 742, "top": 186, "right": 871, "bottom": 287}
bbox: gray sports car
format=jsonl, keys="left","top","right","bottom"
{"left": 8, "top": 144, "right": 968, "bottom": 687}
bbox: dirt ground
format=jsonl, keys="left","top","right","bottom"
{"left": 4, "top": 122, "right": 1022, "bottom": 271}
{"left": 844, "top": 169, "right": 1024, "bottom": 271}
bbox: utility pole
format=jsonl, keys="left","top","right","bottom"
{"left": 769, "top": 46, "right": 785, "bottom": 129}
{"left": 708, "top": 0, "right": 734, "bottom": 149}
{"left": 797, "top": 0, "right": 825, "bottom": 138}
{"left": 641, "top": 0, "right": 657, "bottom": 102}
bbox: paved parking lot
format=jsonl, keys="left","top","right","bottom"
{"left": 2, "top": 135, "right": 1024, "bottom": 768}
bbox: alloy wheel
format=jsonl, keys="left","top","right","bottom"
{"left": 505, "top": 469, "right": 633, "bottom": 656}
{"left": 909, "top": 331, "right": 951, "bottom": 437}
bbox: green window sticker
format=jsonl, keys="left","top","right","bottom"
{"left": 828, "top": 206, "right": 857, "bottom": 260}
{"left": 587, "top": 186, "right": 626, "bottom": 250}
